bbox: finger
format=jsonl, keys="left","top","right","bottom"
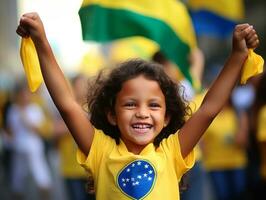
{"left": 246, "top": 28, "right": 256, "bottom": 40}
{"left": 16, "top": 26, "right": 29, "bottom": 37}
{"left": 17, "top": 25, "right": 29, "bottom": 35}
{"left": 235, "top": 25, "right": 253, "bottom": 39}
{"left": 22, "top": 12, "right": 39, "bottom": 20}
{"left": 20, "top": 16, "right": 35, "bottom": 27}
{"left": 247, "top": 34, "right": 258, "bottom": 44}
{"left": 20, "top": 12, "right": 39, "bottom": 28}
{"left": 234, "top": 23, "right": 250, "bottom": 32}
{"left": 247, "top": 39, "right": 259, "bottom": 49}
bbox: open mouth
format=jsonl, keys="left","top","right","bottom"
{"left": 131, "top": 123, "right": 152, "bottom": 134}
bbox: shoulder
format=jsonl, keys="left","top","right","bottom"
{"left": 160, "top": 132, "right": 180, "bottom": 152}
{"left": 93, "top": 128, "right": 116, "bottom": 143}
{"left": 77, "top": 128, "right": 117, "bottom": 171}
{"left": 89, "top": 128, "right": 117, "bottom": 154}
{"left": 160, "top": 132, "right": 195, "bottom": 179}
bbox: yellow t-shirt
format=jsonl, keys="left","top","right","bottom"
{"left": 257, "top": 105, "right": 266, "bottom": 178}
{"left": 202, "top": 107, "right": 247, "bottom": 171}
{"left": 257, "top": 106, "right": 266, "bottom": 142}
{"left": 58, "top": 133, "right": 88, "bottom": 178}
{"left": 77, "top": 129, "right": 195, "bottom": 200}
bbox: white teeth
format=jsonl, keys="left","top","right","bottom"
{"left": 132, "top": 124, "right": 151, "bottom": 129}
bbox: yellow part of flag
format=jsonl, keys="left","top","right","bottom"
{"left": 20, "top": 37, "right": 43, "bottom": 92}
{"left": 187, "top": 0, "right": 244, "bottom": 21}
{"left": 241, "top": 49, "right": 264, "bottom": 84}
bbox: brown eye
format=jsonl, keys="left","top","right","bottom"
{"left": 124, "top": 102, "right": 136, "bottom": 108}
{"left": 149, "top": 103, "right": 160, "bottom": 108}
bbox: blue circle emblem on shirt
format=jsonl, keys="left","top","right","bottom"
{"left": 117, "top": 159, "right": 156, "bottom": 199}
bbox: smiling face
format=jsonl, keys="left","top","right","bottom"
{"left": 108, "top": 75, "right": 170, "bottom": 154}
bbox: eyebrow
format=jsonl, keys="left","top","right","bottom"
{"left": 120, "top": 96, "right": 164, "bottom": 102}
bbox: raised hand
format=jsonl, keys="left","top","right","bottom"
{"left": 16, "top": 12, "right": 46, "bottom": 43}
{"left": 232, "top": 24, "right": 259, "bottom": 55}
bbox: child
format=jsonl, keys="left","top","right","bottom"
{"left": 16, "top": 12, "right": 259, "bottom": 199}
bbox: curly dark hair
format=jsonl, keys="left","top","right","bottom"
{"left": 87, "top": 59, "right": 191, "bottom": 147}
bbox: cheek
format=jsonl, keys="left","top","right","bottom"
{"left": 116, "top": 110, "right": 132, "bottom": 123}
{"left": 154, "top": 111, "right": 167, "bottom": 124}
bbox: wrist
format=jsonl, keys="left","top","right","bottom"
{"left": 230, "top": 50, "right": 248, "bottom": 61}
{"left": 33, "top": 36, "right": 50, "bottom": 52}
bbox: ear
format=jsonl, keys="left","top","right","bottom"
{"left": 164, "top": 115, "right": 171, "bottom": 127}
{"left": 107, "top": 111, "right": 117, "bottom": 126}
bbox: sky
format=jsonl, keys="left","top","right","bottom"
{"left": 18, "top": 0, "right": 100, "bottom": 73}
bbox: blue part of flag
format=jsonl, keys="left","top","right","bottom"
{"left": 117, "top": 160, "right": 156, "bottom": 199}
{"left": 190, "top": 9, "right": 237, "bottom": 38}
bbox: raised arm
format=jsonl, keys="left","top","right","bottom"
{"left": 179, "top": 24, "right": 259, "bottom": 157}
{"left": 16, "top": 12, "right": 94, "bottom": 155}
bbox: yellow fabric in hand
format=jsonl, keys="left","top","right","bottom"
{"left": 20, "top": 37, "right": 43, "bottom": 92}
{"left": 241, "top": 49, "right": 264, "bottom": 84}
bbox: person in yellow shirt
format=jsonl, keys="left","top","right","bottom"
{"left": 201, "top": 98, "right": 248, "bottom": 200}
{"left": 251, "top": 71, "right": 266, "bottom": 197}
{"left": 16, "top": 12, "right": 259, "bottom": 199}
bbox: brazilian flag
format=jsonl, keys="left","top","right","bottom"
{"left": 79, "top": 0, "right": 197, "bottom": 83}
{"left": 187, "top": 0, "right": 244, "bottom": 38}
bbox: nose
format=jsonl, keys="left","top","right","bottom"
{"left": 135, "top": 106, "right": 149, "bottom": 119}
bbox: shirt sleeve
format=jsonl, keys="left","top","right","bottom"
{"left": 161, "top": 133, "right": 195, "bottom": 181}
{"left": 76, "top": 129, "right": 114, "bottom": 176}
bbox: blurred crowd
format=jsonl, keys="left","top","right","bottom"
{"left": 0, "top": 0, "right": 266, "bottom": 200}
